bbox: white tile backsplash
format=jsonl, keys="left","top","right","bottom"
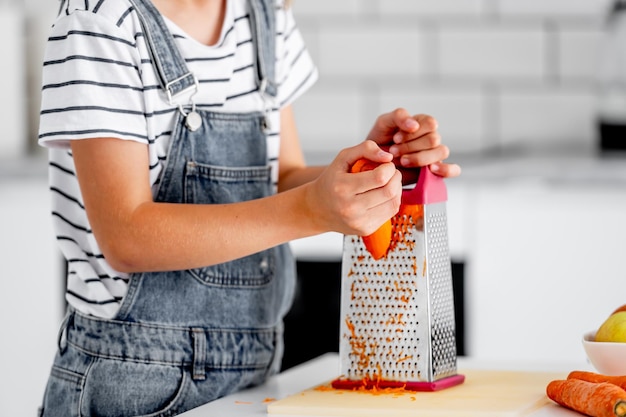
{"left": 439, "top": 24, "right": 546, "bottom": 79}
{"left": 317, "top": 26, "right": 424, "bottom": 76}
{"left": 290, "top": 0, "right": 364, "bottom": 17}
{"left": 292, "top": 84, "right": 366, "bottom": 154}
{"left": 376, "top": 0, "right": 486, "bottom": 16}
{"left": 0, "top": 6, "right": 27, "bottom": 159}
{"left": 557, "top": 27, "right": 605, "bottom": 80}
{"left": 13, "top": 0, "right": 621, "bottom": 156}
{"left": 291, "top": 0, "right": 614, "bottom": 154}
{"left": 378, "top": 86, "right": 487, "bottom": 153}
{"left": 496, "top": 0, "right": 613, "bottom": 17}
{"left": 499, "top": 87, "right": 597, "bottom": 148}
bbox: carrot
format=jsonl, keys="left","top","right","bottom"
{"left": 546, "top": 379, "right": 626, "bottom": 417}
{"left": 350, "top": 158, "right": 392, "bottom": 260}
{"left": 569, "top": 371, "right": 626, "bottom": 391}
{"left": 350, "top": 158, "right": 378, "bottom": 173}
{"left": 397, "top": 204, "right": 423, "bottom": 220}
{"left": 361, "top": 222, "right": 391, "bottom": 260}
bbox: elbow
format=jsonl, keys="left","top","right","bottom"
{"left": 105, "top": 254, "right": 139, "bottom": 275}
{"left": 98, "top": 235, "right": 145, "bottom": 274}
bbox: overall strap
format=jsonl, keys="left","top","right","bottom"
{"left": 249, "top": 0, "right": 278, "bottom": 97}
{"left": 129, "top": 0, "right": 198, "bottom": 105}
{"left": 129, "top": 0, "right": 278, "bottom": 101}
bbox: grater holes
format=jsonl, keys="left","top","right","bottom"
{"left": 342, "top": 213, "right": 442, "bottom": 382}
{"left": 425, "top": 208, "right": 457, "bottom": 378}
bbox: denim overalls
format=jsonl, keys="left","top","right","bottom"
{"left": 38, "top": 0, "right": 296, "bottom": 416}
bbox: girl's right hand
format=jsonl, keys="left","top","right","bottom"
{"left": 304, "top": 140, "right": 402, "bottom": 236}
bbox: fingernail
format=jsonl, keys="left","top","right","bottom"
{"left": 404, "top": 119, "right": 419, "bottom": 130}
{"left": 389, "top": 145, "right": 400, "bottom": 156}
{"left": 430, "top": 164, "right": 440, "bottom": 173}
{"left": 393, "top": 132, "right": 403, "bottom": 143}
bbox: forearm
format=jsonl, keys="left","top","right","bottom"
{"left": 99, "top": 183, "right": 322, "bottom": 273}
{"left": 75, "top": 137, "right": 404, "bottom": 275}
{"left": 278, "top": 165, "right": 326, "bottom": 192}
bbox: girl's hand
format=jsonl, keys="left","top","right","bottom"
{"left": 365, "top": 108, "right": 461, "bottom": 181}
{"left": 304, "top": 140, "right": 402, "bottom": 236}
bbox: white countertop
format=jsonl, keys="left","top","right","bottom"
{"left": 180, "top": 353, "right": 593, "bottom": 417}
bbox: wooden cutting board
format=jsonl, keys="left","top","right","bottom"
{"left": 267, "top": 369, "right": 565, "bottom": 417}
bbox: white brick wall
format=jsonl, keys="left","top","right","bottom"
{"left": 439, "top": 23, "right": 546, "bottom": 79}
{"left": 292, "top": 0, "right": 617, "bottom": 158}
{"left": 497, "top": 0, "right": 612, "bottom": 17}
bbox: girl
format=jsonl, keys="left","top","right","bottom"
{"left": 37, "top": 0, "right": 460, "bottom": 416}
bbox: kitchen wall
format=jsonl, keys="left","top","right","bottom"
{"left": 287, "top": 0, "right": 626, "bottom": 369}
{"left": 290, "top": 0, "right": 614, "bottom": 159}
{"left": 0, "top": 0, "right": 618, "bottom": 159}
{"left": 0, "top": 0, "right": 57, "bottom": 159}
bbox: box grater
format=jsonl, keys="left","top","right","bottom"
{"left": 332, "top": 165, "right": 465, "bottom": 391}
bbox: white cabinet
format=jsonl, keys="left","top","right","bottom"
{"left": 0, "top": 176, "right": 64, "bottom": 417}
{"left": 464, "top": 180, "right": 626, "bottom": 364}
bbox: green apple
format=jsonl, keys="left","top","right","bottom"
{"left": 596, "top": 311, "right": 626, "bottom": 342}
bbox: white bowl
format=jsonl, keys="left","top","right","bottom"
{"left": 582, "top": 331, "right": 626, "bottom": 375}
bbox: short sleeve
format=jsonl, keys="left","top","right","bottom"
{"left": 274, "top": 5, "right": 318, "bottom": 108}
{"left": 38, "top": 10, "right": 147, "bottom": 149}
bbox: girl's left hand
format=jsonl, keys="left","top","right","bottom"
{"left": 365, "top": 108, "right": 461, "bottom": 181}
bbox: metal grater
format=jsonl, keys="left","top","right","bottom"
{"left": 332, "top": 166, "right": 464, "bottom": 391}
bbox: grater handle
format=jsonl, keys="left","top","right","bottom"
{"left": 402, "top": 166, "right": 448, "bottom": 205}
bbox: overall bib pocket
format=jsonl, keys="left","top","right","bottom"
{"left": 184, "top": 160, "right": 276, "bottom": 287}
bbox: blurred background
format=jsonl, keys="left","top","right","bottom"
{"left": 2, "top": 0, "right": 626, "bottom": 416}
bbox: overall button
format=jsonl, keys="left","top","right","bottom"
{"left": 185, "top": 111, "right": 202, "bottom": 131}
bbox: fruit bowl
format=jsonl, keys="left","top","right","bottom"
{"left": 582, "top": 331, "right": 626, "bottom": 376}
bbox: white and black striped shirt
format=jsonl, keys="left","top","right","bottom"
{"left": 38, "top": 0, "right": 317, "bottom": 318}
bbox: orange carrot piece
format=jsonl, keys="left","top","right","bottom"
{"left": 350, "top": 158, "right": 392, "bottom": 260}
{"left": 350, "top": 158, "right": 380, "bottom": 174}
{"left": 547, "top": 379, "right": 626, "bottom": 417}
{"left": 398, "top": 204, "right": 423, "bottom": 220}
{"left": 362, "top": 221, "right": 392, "bottom": 260}
{"left": 569, "top": 371, "right": 626, "bottom": 391}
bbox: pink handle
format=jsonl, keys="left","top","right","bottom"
{"left": 331, "top": 373, "right": 465, "bottom": 392}
{"left": 402, "top": 166, "right": 448, "bottom": 205}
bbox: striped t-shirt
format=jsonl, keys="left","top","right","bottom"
{"left": 38, "top": 0, "right": 318, "bottom": 318}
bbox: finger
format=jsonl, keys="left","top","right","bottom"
{"left": 367, "top": 108, "right": 419, "bottom": 144}
{"left": 398, "top": 145, "right": 450, "bottom": 168}
{"left": 393, "top": 114, "right": 438, "bottom": 144}
{"left": 351, "top": 162, "right": 399, "bottom": 196}
{"left": 356, "top": 170, "right": 403, "bottom": 234}
{"left": 430, "top": 162, "right": 462, "bottom": 178}
{"left": 342, "top": 140, "right": 394, "bottom": 173}
{"left": 379, "top": 108, "right": 416, "bottom": 132}
{"left": 390, "top": 131, "right": 442, "bottom": 157}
